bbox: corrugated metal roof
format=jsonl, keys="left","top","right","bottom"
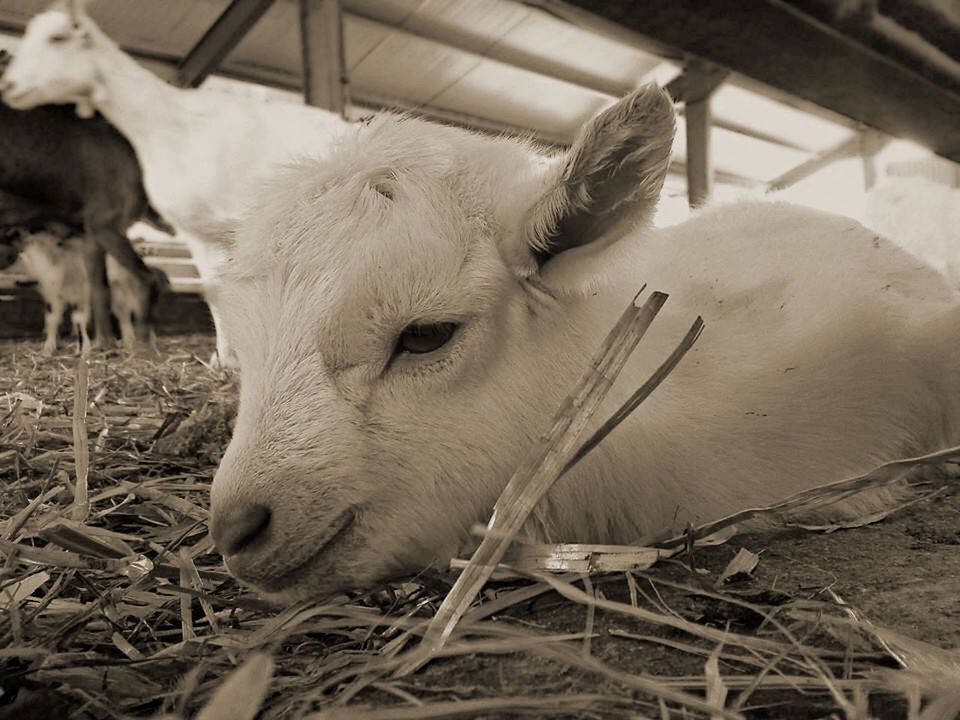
{"left": 0, "top": 0, "right": 861, "bottom": 186}
{"left": 0, "top": 0, "right": 955, "bottom": 300}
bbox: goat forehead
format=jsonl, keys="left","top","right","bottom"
{"left": 268, "top": 194, "right": 491, "bottom": 324}
{"left": 227, "top": 168, "right": 505, "bottom": 369}
{"left": 224, "top": 117, "right": 534, "bottom": 361}
{"left": 233, "top": 132, "right": 493, "bottom": 280}
{"left": 231, "top": 114, "right": 544, "bottom": 278}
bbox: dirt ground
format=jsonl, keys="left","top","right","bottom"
{"left": 405, "top": 486, "right": 960, "bottom": 719}
{"left": 1, "top": 333, "right": 959, "bottom": 719}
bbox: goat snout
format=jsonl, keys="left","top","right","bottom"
{"left": 211, "top": 501, "right": 272, "bottom": 556}
{"left": 211, "top": 481, "right": 361, "bottom": 596}
{"left": 0, "top": 76, "right": 35, "bottom": 109}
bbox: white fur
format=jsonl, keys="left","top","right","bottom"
{"left": 19, "top": 230, "right": 146, "bottom": 353}
{"left": 207, "top": 89, "right": 960, "bottom": 603}
{"left": 2, "top": 6, "right": 349, "bottom": 365}
{"left": 177, "top": 230, "right": 235, "bottom": 366}
{"left": 864, "top": 177, "right": 960, "bottom": 288}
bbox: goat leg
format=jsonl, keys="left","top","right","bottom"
{"left": 42, "top": 297, "right": 63, "bottom": 355}
{"left": 88, "top": 223, "right": 163, "bottom": 344}
{"left": 81, "top": 235, "right": 112, "bottom": 348}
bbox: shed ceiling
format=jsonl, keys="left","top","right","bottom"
{"left": 1, "top": 0, "right": 952, "bottom": 188}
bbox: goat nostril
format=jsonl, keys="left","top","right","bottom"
{"left": 214, "top": 504, "right": 272, "bottom": 556}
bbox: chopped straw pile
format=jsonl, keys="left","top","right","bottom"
{"left": 2, "top": 290, "right": 960, "bottom": 720}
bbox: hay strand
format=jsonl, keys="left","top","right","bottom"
{"left": 71, "top": 356, "right": 90, "bottom": 521}
{"left": 3, "top": 328, "right": 959, "bottom": 719}
{"left": 404, "top": 287, "right": 671, "bottom": 669}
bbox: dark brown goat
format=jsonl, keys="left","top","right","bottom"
{"left": 0, "top": 49, "right": 167, "bottom": 346}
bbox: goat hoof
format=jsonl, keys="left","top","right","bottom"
{"left": 210, "top": 350, "right": 240, "bottom": 370}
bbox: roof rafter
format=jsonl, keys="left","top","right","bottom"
{"left": 0, "top": 3, "right": 833, "bottom": 160}
{"left": 766, "top": 130, "right": 890, "bottom": 191}
{"left": 531, "top": 0, "right": 960, "bottom": 163}
{"left": 175, "top": 0, "right": 276, "bottom": 88}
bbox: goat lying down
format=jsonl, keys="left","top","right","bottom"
{"left": 3, "top": 226, "right": 154, "bottom": 354}
{"left": 865, "top": 177, "right": 960, "bottom": 289}
{"left": 204, "top": 85, "right": 960, "bottom": 602}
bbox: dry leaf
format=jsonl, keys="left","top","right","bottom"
{"left": 705, "top": 645, "right": 729, "bottom": 719}
{"left": 1, "top": 570, "right": 49, "bottom": 609}
{"left": 717, "top": 548, "right": 760, "bottom": 584}
{"left": 195, "top": 652, "right": 275, "bottom": 720}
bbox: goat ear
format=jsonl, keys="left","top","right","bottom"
{"left": 520, "top": 84, "right": 675, "bottom": 290}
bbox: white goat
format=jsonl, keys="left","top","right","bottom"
{"left": 865, "top": 177, "right": 960, "bottom": 288}
{"left": 15, "top": 227, "right": 149, "bottom": 353}
{"left": 195, "top": 85, "right": 960, "bottom": 603}
{"left": 18, "top": 228, "right": 91, "bottom": 353}
{"left": 193, "top": 88, "right": 960, "bottom": 600}
{"left": 1, "top": 2, "right": 349, "bottom": 366}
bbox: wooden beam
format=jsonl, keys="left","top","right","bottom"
{"left": 175, "top": 0, "right": 275, "bottom": 88}
{"left": 685, "top": 95, "right": 712, "bottom": 208}
{"left": 669, "top": 63, "right": 821, "bottom": 154}
{"left": 300, "top": 0, "right": 348, "bottom": 114}
{"left": 680, "top": 108, "right": 815, "bottom": 153}
{"left": 342, "top": 1, "right": 645, "bottom": 100}
{"left": 668, "top": 161, "right": 762, "bottom": 190}
{"left": 766, "top": 133, "right": 862, "bottom": 191}
{"left": 313, "top": 10, "right": 813, "bottom": 155}
{"left": 348, "top": 90, "right": 572, "bottom": 148}
{"left": 767, "top": 129, "right": 891, "bottom": 192}
{"left": 664, "top": 62, "right": 729, "bottom": 103}
{"left": 767, "top": 135, "right": 860, "bottom": 191}
{"left": 0, "top": 18, "right": 832, "bottom": 158}
{"left": 531, "top": 0, "right": 960, "bottom": 164}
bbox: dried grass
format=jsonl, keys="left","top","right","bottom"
{"left": 2, "top": 322, "right": 959, "bottom": 720}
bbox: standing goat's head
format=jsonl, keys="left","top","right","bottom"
{"left": 0, "top": 0, "right": 100, "bottom": 116}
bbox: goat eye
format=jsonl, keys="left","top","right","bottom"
{"left": 394, "top": 322, "right": 458, "bottom": 356}
{"left": 49, "top": 33, "right": 70, "bottom": 43}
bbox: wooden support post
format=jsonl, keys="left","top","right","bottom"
{"left": 300, "top": 0, "right": 348, "bottom": 115}
{"left": 685, "top": 95, "right": 712, "bottom": 208}
{"left": 668, "top": 61, "right": 728, "bottom": 209}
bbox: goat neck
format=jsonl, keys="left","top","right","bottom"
{"left": 80, "top": 20, "right": 186, "bottom": 155}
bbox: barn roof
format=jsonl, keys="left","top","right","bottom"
{"left": 0, "top": 0, "right": 955, "bottom": 191}
{"left": 0, "top": 0, "right": 957, "bottom": 306}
